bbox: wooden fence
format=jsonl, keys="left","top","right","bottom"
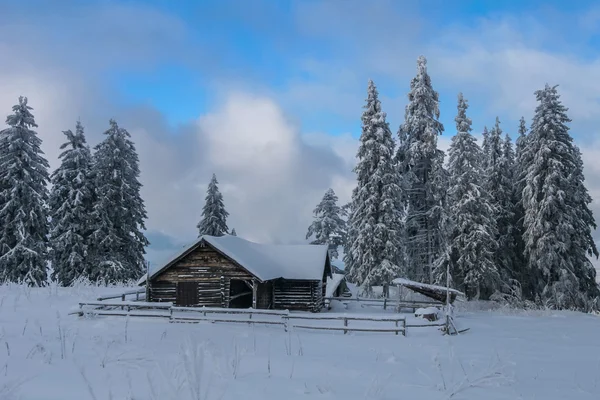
{"left": 325, "top": 296, "right": 442, "bottom": 312}
{"left": 73, "top": 301, "right": 451, "bottom": 336}
{"left": 97, "top": 288, "right": 146, "bottom": 302}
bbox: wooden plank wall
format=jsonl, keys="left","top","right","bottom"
{"left": 256, "top": 281, "right": 273, "bottom": 309}
{"left": 273, "top": 280, "right": 323, "bottom": 312}
{"left": 149, "top": 281, "right": 176, "bottom": 303}
{"left": 149, "top": 245, "right": 253, "bottom": 307}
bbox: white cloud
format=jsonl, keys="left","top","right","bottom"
{"left": 191, "top": 94, "right": 354, "bottom": 244}
{"left": 199, "top": 93, "right": 298, "bottom": 177}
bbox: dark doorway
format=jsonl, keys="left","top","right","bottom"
{"left": 229, "top": 279, "right": 252, "bottom": 308}
{"left": 176, "top": 282, "right": 199, "bottom": 306}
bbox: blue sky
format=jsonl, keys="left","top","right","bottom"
{"left": 103, "top": 0, "right": 600, "bottom": 137}
{"left": 2, "top": 0, "right": 600, "bottom": 267}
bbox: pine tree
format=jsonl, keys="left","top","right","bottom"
{"left": 345, "top": 80, "right": 404, "bottom": 293}
{"left": 444, "top": 93, "right": 499, "bottom": 299}
{"left": 49, "top": 121, "right": 95, "bottom": 286}
{"left": 569, "top": 145, "right": 600, "bottom": 303}
{"left": 0, "top": 97, "right": 50, "bottom": 286}
{"left": 497, "top": 133, "right": 518, "bottom": 287}
{"left": 306, "top": 188, "right": 347, "bottom": 259}
{"left": 481, "top": 126, "right": 491, "bottom": 170}
{"left": 230, "top": 228, "right": 237, "bottom": 236}
{"left": 397, "top": 55, "right": 445, "bottom": 283}
{"left": 89, "top": 119, "right": 149, "bottom": 283}
{"left": 482, "top": 118, "right": 518, "bottom": 291}
{"left": 513, "top": 117, "right": 531, "bottom": 296}
{"left": 197, "top": 173, "right": 229, "bottom": 237}
{"left": 523, "top": 84, "right": 600, "bottom": 310}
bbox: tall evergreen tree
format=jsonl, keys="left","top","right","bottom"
{"left": 443, "top": 93, "right": 499, "bottom": 299}
{"left": 523, "top": 84, "right": 600, "bottom": 310}
{"left": 513, "top": 117, "right": 531, "bottom": 296}
{"left": 497, "top": 133, "right": 518, "bottom": 286}
{"left": 481, "top": 126, "right": 491, "bottom": 170}
{"left": 230, "top": 228, "right": 237, "bottom": 236}
{"left": 345, "top": 80, "right": 404, "bottom": 293}
{"left": 197, "top": 173, "right": 229, "bottom": 237}
{"left": 89, "top": 119, "right": 149, "bottom": 283}
{"left": 397, "top": 55, "right": 445, "bottom": 283}
{"left": 49, "top": 121, "right": 95, "bottom": 285}
{"left": 483, "top": 118, "right": 518, "bottom": 290}
{"left": 306, "top": 188, "right": 347, "bottom": 259}
{"left": 0, "top": 97, "right": 50, "bottom": 286}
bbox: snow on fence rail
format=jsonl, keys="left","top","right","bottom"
{"left": 325, "top": 296, "right": 442, "bottom": 311}
{"left": 96, "top": 288, "right": 146, "bottom": 302}
{"left": 73, "top": 301, "right": 449, "bottom": 336}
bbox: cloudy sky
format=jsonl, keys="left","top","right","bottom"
{"left": 2, "top": 0, "right": 600, "bottom": 271}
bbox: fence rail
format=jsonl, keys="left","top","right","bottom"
{"left": 96, "top": 288, "right": 146, "bottom": 302}
{"left": 325, "top": 296, "right": 443, "bottom": 312}
{"left": 74, "top": 301, "right": 448, "bottom": 336}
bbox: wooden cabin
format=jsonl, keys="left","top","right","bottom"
{"left": 138, "top": 235, "right": 332, "bottom": 312}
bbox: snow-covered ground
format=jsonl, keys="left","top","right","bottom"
{"left": 1, "top": 284, "right": 599, "bottom": 400}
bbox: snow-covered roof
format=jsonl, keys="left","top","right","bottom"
{"left": 392, "top": 277, "right": 465, "bottom": 296}
{"left": 326, "top": 273, "right": 346, "bottom": 298}
{"left": 139, "top": 235, "right": 330, "bottom": 285}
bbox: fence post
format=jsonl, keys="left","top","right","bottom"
{"left": 394, "top": 319, "right": 398, "bottom": 336}
{"left": 445, "top": 314, "right": 450, "bottom": 335}
{"left": 169, "top": 307, "right": 173, "bottom": 321}
{"left": 283, "top": 316, "right": 288, "bottom": 332}
{"left": 121, "top": 294, "right": 126, "bottom": 302}
{"left": 384, "top": 297, "right": 387, "bottom": 310}
{"left": 402, "top": 319, "right": 407, "bottom": 336}
{"left": 343, "top": 317, "right": 348, "bottom": 334}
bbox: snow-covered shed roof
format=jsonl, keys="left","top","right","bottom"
{"left": 326, "top": 273, "right": 347, "bottom": 298}
{"left": 392, "top": 277, "right": 465, "bottom": 303}
{"left": 138, "top": 235, "right": 331, "bottom": 285}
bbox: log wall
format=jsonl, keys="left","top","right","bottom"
{"left": 148, "top": 244, "right": 253, "bottom": 307}
{"left": 273, "top": 279, "right": 324, "bottom": 312}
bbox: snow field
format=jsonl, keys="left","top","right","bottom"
{"left": 1, "top": 284, "right": 599, "bottom": 399}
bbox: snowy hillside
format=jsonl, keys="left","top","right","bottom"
{"left": 1, "top": 284, "right": 599, "bottom": 400}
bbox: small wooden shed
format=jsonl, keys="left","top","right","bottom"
{"left": 138, "top": 235, "right": 332, "bottom": 312}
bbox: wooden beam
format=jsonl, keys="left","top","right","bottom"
{"left": 252, "top": 279, "right": 258, "bottom": 309}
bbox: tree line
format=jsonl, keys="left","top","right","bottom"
{"left": 304, "top": 56, "right": 599, "bottom": 311}
{"left": 0, "top": 97, "right": 148, "bottom": 286}
{"left": 4, "top": 54, "right": 598, "bottom": 312}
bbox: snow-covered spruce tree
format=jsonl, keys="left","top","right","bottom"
{"left": 523, "top": 84, "right": 600, "bottom": 310}
{"left": 230, "top": 228, "right": 237, "bottom": 236}
{"left": 49, "top": 121, "right": 95, "bottom": 286}
{"left": 483, "top": 118, "right": 519, "bottom": 291}
{"left": 569, "top": 145, "right": 600, "bottom": 306}
{"left": 498, "top": 133, "right": 519, "bottom": 287}
{"left": 397, "top": 55, "right": 445, "bottom": 283}
{"left": 512, "top": 116, "right": 532, "bottom": 296}
{"left": 306, "top": 188, "right": 347, "bottom": 259}
{"left": 442, "top": 93, "right": 499, "bottom": 299}
{"left": 481, "top": 126, "right": 491, "bottom": 171}
{"left": 345, "top": 80, "right": 404, "bottom": 294}
{"left": 0, "top": 97, "right": 50, "bottom": 286}
{"left": 89, "top": 119, "right": 149, "bottom": 283}
{"left": 197, "top": 173, "right": 229, "bottom": 237}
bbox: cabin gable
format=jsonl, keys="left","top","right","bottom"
{"left": 149, "top": 241, "right": 256, "bottom": 307}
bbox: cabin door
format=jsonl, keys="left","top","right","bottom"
{"left": 176, "top": 282, "right": 199, "bottom": 306}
